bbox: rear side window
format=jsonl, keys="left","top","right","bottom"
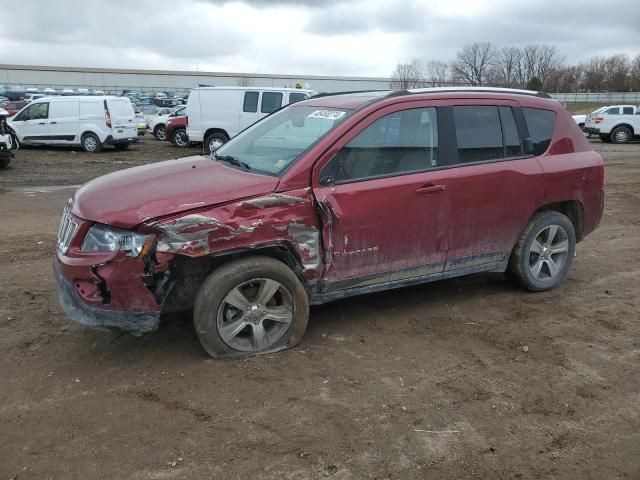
{"left": 622, "top": 106, "right": 634, "bottom": 115}
{"left": 453, "top": 106, "right": 503, "bottom": 162}
{"left": 243, "top": 91, "right": 258, "bottom": 113}
{"left": 500, "top": 106, "right": 523, "bottom": 157}
{"left": 522, "top": 107, "right": 556, "bottom": 156}
{"left": 322, "top": 107, "right": 438, "bottom": 183}
{"left": 261, "top": 92, "right": 283, "bottom": 114}
{"left": 289, "top": 92, "right": 308, "bottom": 104}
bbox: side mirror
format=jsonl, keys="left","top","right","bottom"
{"left": 319, "top": 176, "right": 335, "bottom": 186}
{"left": 523, "top": 137, "right": 534, "bottom": 155}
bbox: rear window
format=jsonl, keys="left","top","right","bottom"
{"left": 522, "top": 107, "right": 556, "bottom": 156}
{"left": 261, "top": 92, "right": 283, "bottom": 114}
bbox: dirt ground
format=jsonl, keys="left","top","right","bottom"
{"left": 1, "top": 136, "right": 639, "bottom": 480}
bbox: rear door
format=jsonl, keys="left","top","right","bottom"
{"left": 440, "top": 103, "right": 544, "bottom": 269}
{"left": 106, "top": 98, "right": 137, "bottom": 140}
{"left": 48, "top": 100, "right": 79, "bottom": 144}
{"left": 313, "top": 103, "right": 448, "bottom": 289}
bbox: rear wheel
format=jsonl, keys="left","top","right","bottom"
{"left": 153, "top": 125, "right": 166, "bottom": 141}
{"left": 507, "top": 211, "right": 576, "bottom": 292}
{"left": 610, "top": 126, "right": 632, "bottom": 144}
{"left": 81, "top": 133, "right": 102, "bottom": 153}
{"left": 194, "top": 256, "right": 309, "bottom": 359}
{"left": 203, "top": 132, "right": 229, "bottom": 155}
{"left": 172, "top": 128, "right": 190, "bottom": 147}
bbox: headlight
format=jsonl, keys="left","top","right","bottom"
{"left": 81, "top": 224, "right": 154, "bottom": 257}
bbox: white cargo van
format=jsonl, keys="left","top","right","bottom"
{"left": 186, "top": 87, "right": 313, "bottom": 154}
{"left": 8, "top": 96, "right": 138, "bottom": 152}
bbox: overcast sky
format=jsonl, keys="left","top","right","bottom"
{"left": 0, "top": 0, "right": 638, "bottom": 77}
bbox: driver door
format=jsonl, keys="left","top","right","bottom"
{"left": 12, "top": 102, "right": 49, "bottom": 144}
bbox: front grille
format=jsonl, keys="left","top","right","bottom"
{"left": 57, "top": 209, "right": 78, "bottom": 255}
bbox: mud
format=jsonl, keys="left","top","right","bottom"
{"left": 0, "top": 139, "right": 639, "bottom": 479}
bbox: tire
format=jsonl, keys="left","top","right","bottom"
{"left": 0, "top": 156, "right": 11, "bottom": 169}
{"left": 610, "top": 126, "right": 632, "bottom": 144}
{"left": 114, "top": 143, "right": 130, "bottom": 150}
{"left": 507, "top": 211, "right": 576, "bottom": 292}
{"left": 203, "top": 132, "right": 229, "bottom": 155}
{"left": 81, "top": 133, "right": 102, "bottom": 153}
{"left": 172, "top": 128, "right": 190, "bottom": 148}
{"left": 194, "top": 256, "right": 309, "bottom": 359}
{"left": 153, "top": 125, "right": 166, "bottom": 141}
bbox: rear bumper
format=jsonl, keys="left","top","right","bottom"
{"left": 54, "top": 260, "right": 160, "bottom": 335}
{"left": 104, "top": 135, "right": 140, "bottom": 146}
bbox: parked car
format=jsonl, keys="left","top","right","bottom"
{"left": 9, "top": 96, "right": 138, "bottom": 152}
{"left": 0, "top": 107, "right": 18, "bottom": 168}
{"left": 165, "top": 115, "right": 189, "bottom": 147}
{"left": 140, "top": 105, "right": 172, "bottom": 127}
{"left": 187, "top": 87, "right": 313, "bottom": 155}
{"left": 53, "top": 87, "right": 604, "bottom": 358}
{"left": 25, "top": 93, "right": 48, "bottom": 103}
{"left": 0, "top": 100, "right": 29, "bottom": 117}
{"left": 149, "top": 105, "right": 185, "bottom": 140}
{"left": 584, "top": 104, "right": 640, "bottom": 143}
{"left": 132, "top": 105, "right": 147, "bottom": 136}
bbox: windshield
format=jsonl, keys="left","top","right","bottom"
{"left": 214, "top": 105, "right": 348, "bottom": 175}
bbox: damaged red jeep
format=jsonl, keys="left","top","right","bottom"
{"left": 55, "top": 88, "right": 604, "bottom": 358}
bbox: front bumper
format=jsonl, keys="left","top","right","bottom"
{"left": 584, "top": 127, "right": 600, "bottom": 135}
{"left": 54, "top": 260, "right": 160, "bottom": 335}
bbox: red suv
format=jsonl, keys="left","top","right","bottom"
{"left": 165, "top": 115, "right": 190, "bottom": 148}
{"left": 54, "top": 88, "right": 604, "bottom": 358}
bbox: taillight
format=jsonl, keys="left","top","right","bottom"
{"left": 595, "top": 116, "right": 603, "bottom": 124}
{"left": 105, "top": 110, "right": 112, "bottom": 128}
{"left": 185, "top": 116, "right": 188, "bottom": 126}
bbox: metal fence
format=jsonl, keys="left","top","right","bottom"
{"left": 550, "top": 92, "right": 640, "bottom": 104}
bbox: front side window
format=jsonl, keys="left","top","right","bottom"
{"left": 453, "top": 106, "right": 503, "bottom": 162}
{"left": 321, "top": 107, "right": 439, "bottom": 183}
{"left": 522, "top": 107, "right": 556, "bottom": 156}
{"left": 214, "top": 105, "right": 348, "bottom": 176}
{"left": 261, "top": 92, "right": 283, "bottom": 113}
{"left": 15, "top": 102, "right": 49, "bottom": 121}
{"left": 243, "top": 91, "right": 259, "bottom": 113}
{"left": 605, "top": 107, "right": 620, "bottom": 115}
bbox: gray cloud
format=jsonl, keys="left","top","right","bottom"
{"left": 0, "top": 0, "right": 638, "bottom": 77}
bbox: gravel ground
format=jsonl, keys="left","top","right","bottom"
{"left": 0, "top": 136, "right": 639, "bottom": 479}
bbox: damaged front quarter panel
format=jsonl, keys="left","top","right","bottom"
{"left": 149, "top": 188, "right": 324, "bottom": 280}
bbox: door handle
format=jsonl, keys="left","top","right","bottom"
{"left": 415, "top": 184, "right": 446, "bottom": 195}
{"left": 38, "top": 122, "right": 46, "bottom": 125}
{"left": 50, "top": 121, "right": 57, "bottom": 125}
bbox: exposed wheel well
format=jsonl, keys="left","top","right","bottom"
{"left": 159, "top": 243, "right": 306, "bottom": 313}
{"left": 611, "top": 123, "right": 634, "bottom": 135}
{"left": 534, "top": 200, "right": 585, "bottom": 241}
{"left": 204, "top": 128, "right": 230, "bottom": 140}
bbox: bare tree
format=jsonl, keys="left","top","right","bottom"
{"left": 236, "top": 77, "right": 254, "bottom": 87}
{"left": 390, "top": 59, "right": 428, "bottom": 89}
{"left": 603, "top": 54, "right": 631, "bottom": 91}
{"left": 631, "top": 54, "right": 640, "bottom": 91}
{"left": 583, "top": 56, "right": 608, "bottom": 91}
{"left": 426, "top": 60, "right": 449, "bottom": 86}
{"left": 493, "top": 46, "right": 522, "bottom": 87}
{"left": 452, "top": 42, "right": 497, "bottom": 86}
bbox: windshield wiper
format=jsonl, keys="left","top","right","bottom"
{"left": 213, "top": 154, "right": 251, "bottom": 171}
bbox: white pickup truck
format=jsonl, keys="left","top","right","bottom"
{"left": 584, "top": 104, "right": 640, "bottom": 143}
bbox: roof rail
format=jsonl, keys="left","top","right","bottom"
{"left": 310, "top": 89, "right": 392, "bottom": 99}
{"left": 406, "top": 86, "right": 552, "bottom": 99}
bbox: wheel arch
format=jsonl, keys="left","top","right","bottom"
{"left": 204, "top": 128, "right": 230, "bottom": 140}
{"left": 611, "top": 123, "right": 634, "bottom": 135}
{"left": 532, "top": 200, "right": 585, "bottom": 242}
{"left": 159, "top": 242, "right": 308, "bottom": 313}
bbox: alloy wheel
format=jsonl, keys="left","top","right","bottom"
{"left": 528, "top": 224, "right": 570, "bottom": 280}
{"left": 217, "top": 278, "right": 294, "bottom": 352}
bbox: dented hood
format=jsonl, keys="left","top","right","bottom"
{"left": 71, "top": 156, "right": 279, "bottom": 228}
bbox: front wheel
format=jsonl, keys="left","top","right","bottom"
{"left": 507, "top": 211, "right": 576, "bottom": 292}
{"left": 194, "top": 256, "right": 309, "bottom": 359}
{"left": 153, "top": 125, "right": 166, "bottom": 141}
{"left": 0, "top": 156, "right": 11, "bottom": 169}
{"left": 172, "top": 128, "right": 190, "bottom": 147}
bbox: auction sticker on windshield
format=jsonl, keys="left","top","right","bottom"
{"left": 307, "top": 110, "right": 346, "bottom": 120}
